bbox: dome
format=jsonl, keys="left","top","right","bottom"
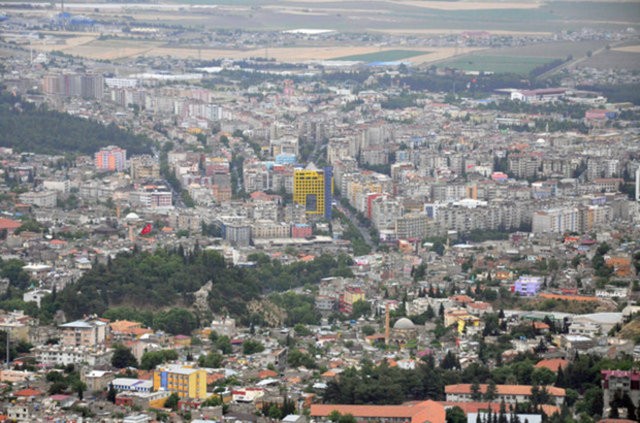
{"left": 393, "top": 317, "right": 415, "bottom": 330}
{"left": 536, "top": 138, "right": 546, "bottom": 144}
{"left": 125, "top": 212, "right": 140, "bottom": 221}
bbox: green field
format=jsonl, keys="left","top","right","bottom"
{"left": 441, "top": 55, "right": 559, "bottom": 75}
{"left": 333, "top": 49, "right": 428, "bottom": 62}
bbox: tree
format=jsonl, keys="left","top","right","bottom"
{"left": 111, "top": 344, "right": 138, "bottom": 369}
{"left": 49, "top": 381, "right": 68, "bottom": 395}
{"left": 446, "top": 406, "right": 466, "bottom": 423}
{"left": 531, "top": 367, "right": 556, "bottom": 386}
{"left": 73, "top": 380, "right": 87, "bottom": 400}
{"left": 164, "top": 393, "right": 180, "bottom": 411}
{"left": 530, "top": 384, "right": 550, "bottom": 407}
{"left": 362, "top": 325, "right": 376, "bottom": 336}
{"left": 107, "top": 383, "right": 117, "bottom": 403}
{"left": 471, "top": 381, "right": 483, "bottom": 401}
{"left": 140, "top": 349, "right": 178, "bottom": 371}
{"left": 441, "top": 351, "right": 461, "bottom": 370}
{"left": 485, "top": 379, "right": 498, "bottom": 402}
{"left": 198, "top": 351, "right": 223, "bottom": 368}
{"left": 215, "top": 335, "right": 232, "bottom": 355}
{"left": 268, "top": 403, "right": 283, "bottom": 419}
{"left": 339, "top": 414, "right": 357, "bottom": 423}
{"left": 242, "top": 339, "right": 265, "bottom": 355}
{"left": 350, "top": 300, "right": 371, "bottom": 319}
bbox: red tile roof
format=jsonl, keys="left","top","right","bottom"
{"left": 311, "top": 400, "right": 446, "bottom": 423}
{"left": 535, "top": 359, "right": 569, "bottom": 372}
{"left": 0, "top": 218, "right": 21, "bottom": 231}
{"left": 14, "top": 388, "right": 42, "bottom": 397}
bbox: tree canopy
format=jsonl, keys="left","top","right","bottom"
{"left": 0, "top": 91, "right": 152, "bottom": 155}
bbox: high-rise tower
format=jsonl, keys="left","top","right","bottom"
{"left": 293, "top": 163, "right": 333, "bottom": 220}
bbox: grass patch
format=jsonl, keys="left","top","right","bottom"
{"left": 442, "top": 55, "right": 559, "bottom": 75}
{"left": 333, "top": 49, "right": 428, "bottom": 63}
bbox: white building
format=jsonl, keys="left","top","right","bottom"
{"left": 532, "top": 207, "right": 579, "bottom": 233}
{"left": 33, "top": 345, "right": 112, "bottom": 367}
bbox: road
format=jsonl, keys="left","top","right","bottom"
{"left": 335, "top": 198, "right": 376, "bottom": 252}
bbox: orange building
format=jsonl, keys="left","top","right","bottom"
{"left": 95, "top": 146, "right": 127, "bottom": 172}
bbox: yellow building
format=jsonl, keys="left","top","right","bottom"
{"left": 153, "top": 365, "right": 207, "bottom": 399}
{"left": 293, "top": 164, "right": 333, "bottom": 220}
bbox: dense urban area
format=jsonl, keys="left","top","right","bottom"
{"left": 0, "top": 1, "right": 639, "bottom": 423}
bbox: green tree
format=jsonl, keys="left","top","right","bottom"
{"left": 471, "top": 381, "right": 482, "bottom": 401}
{"left": 243, "top": 339, "right": 265, "bottom": 355}
{"left": 531, "top": 367, "right": 556, "bottom": 386}
{"left": 362, "top": 325, "right": 376, "bottom": 336}
{"left": 446, "top": 406, "right": 466, "bottom": 423}
{"left": 198, "top": 351, "right": 223, "bottom": 368}
{"left": 153, "top": 308, "right": 197, "bottom": 335}
{"left": 111, "top": 344, "right": 138, "bottom": 369}
{"left": 107, "top": 383, "right": 117, "bottom": 403}
{"left": 441, "top": 351, "right": 461, "bottom": 370}
{"left": 164, "top": 393, "right": 180, "bottom": 411}
{"left": 215, "top": 335, "right": 232, "bottom": 355}
{"left": 350, "top": 300, "right": 371, "bottom": 319}
{"left": 485, "top": 379, "right": 497, "bottom": 402}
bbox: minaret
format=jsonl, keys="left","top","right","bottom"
{"left": 384, "top": 303, "right": 390, "bottom": 346}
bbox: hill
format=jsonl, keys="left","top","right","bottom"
{"left": 48, "top": 247, "right": 353, "bottom": 325}
{"left": 0, "top": 91, "right": 152, "bottom": 155}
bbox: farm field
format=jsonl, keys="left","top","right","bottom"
{"left": 332, "top": 50, "right": 429, "bottom": 62}
{"left": 440, "top": 55, "right": 558, "bottom": 74}
{"left": 577, "top": 50, "right": 640, "bottom": 70}
{"left": 38, "top": 0, "right": 640, "bottom": 33}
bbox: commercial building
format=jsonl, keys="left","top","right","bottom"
{"left": 153, "top": 364, "right": 207, "bottom": 399}
{"left": 293, "top": 163, "right": 333, "bottom": 220}
{"left": 95, "top": 146, "right": 127, "bottom": 172}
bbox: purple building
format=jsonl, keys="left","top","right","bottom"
{"left": 513, "top": 276, "right": 543, "bottom": 296}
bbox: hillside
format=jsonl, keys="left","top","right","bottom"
{"left": 50, "top": 248, "right": 353, "bottom": 324}
{"left": 0, "top": 91, "right": 152, "bottom": 155}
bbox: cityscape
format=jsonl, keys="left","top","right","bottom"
{"left": 0, "top": 0, "right": 639, "bottom": 422}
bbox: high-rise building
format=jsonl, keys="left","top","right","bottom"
{"left": 95, "top": 146, "right": 127, "bottom": 172}
{"left": 293, "top": 163, "right": 333, "bottom": 220}
{"left": 532, "top": 207, "right": 579, "bottom": 233}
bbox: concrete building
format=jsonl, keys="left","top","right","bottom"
{"left": 445, "top": 384, "right": 565, "bottom": 407}
{"left": 396, "top": 213, "right": 429, "bottom": 240}
{"left": 513, "top": 276, "right": 543, "bottom": 297}
{"left": 33, "top": 345, "right": 112, "bottom": 366}
{"left": 18, "top": 190, "right": 57, "bottom": 208}
{"left": 59, "top": 318, "right": 108, "bottom": 348}
{"left": 153, "top": 364, "right": 207, "bottom": 399}
{"left": 532, "top": 207, "right": 579, "bottom": 233}
{"left": 602, "top": 370, "right": 640, "bottom": 417}
{"left": 95, "top": 146, "right": 127, "bottom": 172}
{"left": 293, "top": 163, "right": 333, "bottom": 220}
